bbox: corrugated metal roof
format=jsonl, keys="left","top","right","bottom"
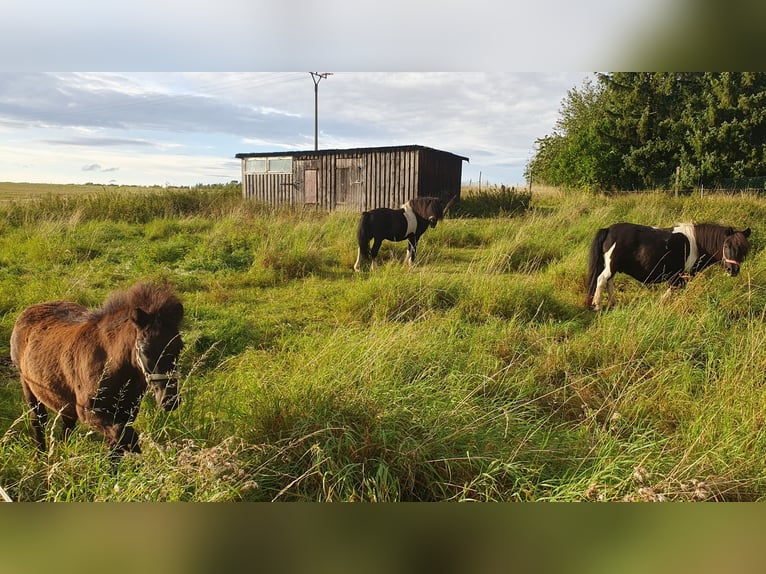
{"left": 235, "top": 144, "right": 469, "bottom": 162}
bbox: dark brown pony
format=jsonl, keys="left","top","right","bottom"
{"left": 354, "top": 195, "right": 456, "bottom": 271}
{"left": 10, "top": 281, "right": 184, "bottom": 456}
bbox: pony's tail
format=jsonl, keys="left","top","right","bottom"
{"left": 357, "top": 211, "right": 371, "bottom": 259}
{"left": 585, "top": 228, "right": 609, "bottom": 307}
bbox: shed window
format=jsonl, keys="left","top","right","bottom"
{"left": 245, "top": 157, "right": 293, "bottom": 174}
{"left": 245, "top": 158, "right": 267, "bottom": 173}
{"left": 268, "top": 158, "right": 292, "bottom": 173}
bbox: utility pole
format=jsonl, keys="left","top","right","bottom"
{"left": 310, "top": 72, "right": 333, "bottom": 150}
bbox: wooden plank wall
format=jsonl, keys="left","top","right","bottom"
{"left": 364, "top": 148, "right": 419, "bottom": 209}
{"left": 299, "top": 149, "right": 420, "bottom": 211}
{"left": 418, "top": 149, "right": 463, "bottom": 203}
{"left": 242, "top": 173, "right": 296, "bottom": 206}
{"left": 240, "top": 147, "right": 463, "bottom": 211}
{"left": 294, "top": 156, "right": 329, "bottom": 210}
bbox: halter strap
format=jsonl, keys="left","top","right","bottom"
{"left": 135, "top": 341, "right": 175, "bottom": 384}
{"left": 722, "top": 246, "right": 739, "bottom": 266}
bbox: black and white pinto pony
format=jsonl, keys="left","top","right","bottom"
{"left": 586, "top": 222, "right": 751, "bottom": 310}
{"left": 354, "top": 196, "right": 455, "bottom": 271}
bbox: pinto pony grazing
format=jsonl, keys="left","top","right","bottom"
{"left": 353, "top": 195, "right": 456, "bottom": 271}
{"left": 585, "top": 222, "right": 751, "bottom": 310}
{"left": 10, "top": 281, "right": 184, "bottom": 457}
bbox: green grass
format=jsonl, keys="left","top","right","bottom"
{"left": 1, "top": 182, "right": 766, "bottom": 501}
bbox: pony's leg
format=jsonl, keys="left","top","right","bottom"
{"left": 592, "top": 271, "right": 612, "bottom": 311}
{"left": 61, "top": 415, "right": 77, "bottom": 443}
{"left": 100, "top": 424, "right": 140, "bottom": 462}
{"left": 20, "top": 379, "right": 47, "bottom": 451}
{"left": 115, "top": 425, "right": 140, "bottom": 454}
{"left": 661, "top": 275, "right": 686, "bottom": 302}
{"left": 354, "top": 237, "right": 373, "bottom": 271}
{"left": 592, "top": 244, "right": 615, "bottom": 310}
{"left": 80, "top": 398, "right": 141, "bottom": 457}
{"left": 370, "top": 238, "right": 382, "bottom": 270}
{"left": 405, "top": 238, "right": 418, "bottom": 265}
{"left": 101, "top": 423, "right": 141, "bottom": 457}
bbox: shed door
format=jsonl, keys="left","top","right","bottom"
{"left": 335, "top": 159, "right": 364, "bottom": 210}
{"left": 335, "top": 167, "right": 350, "bottom": 208}
{"left": 304, "top": 169, "right": 318, "bottom": 204}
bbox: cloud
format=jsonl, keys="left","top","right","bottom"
{"left": 0, "top": 72, "right": 591, "bottom": 186}
{"left": 48, "top": 136, "right": 158, "bottom": 148}
{"left": 81, "top": 163, "right": 119, "bottom": 173}
{"left": 0, "top": 72, "right": 306, "bottom": 139}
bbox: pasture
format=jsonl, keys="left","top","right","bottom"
{"left": 1, "top": 183, "right": 766, "bottom": 501}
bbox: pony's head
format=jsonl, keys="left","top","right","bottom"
{"left": 127, "top": 283, "right": 184, "bottom": 411}
{"left": 409, "top": 196, "right": 456, "bottom": 228}
{"left": 722, "top": 227, "right": 751, "bottom": 276}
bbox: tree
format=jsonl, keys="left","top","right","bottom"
{"left": 682, "top": 72, "right": 766, "bottom": 186}
{"left": 596, "top": 72, "right": 695, "bottom": 189}
{"left": 527, "top": 72, "right": 766, "bottom": 192}
{"left": 526, "top": 78, "right": 617, "bottom": 191}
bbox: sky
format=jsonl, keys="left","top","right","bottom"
{"left": 1, "top": 0, "right": 753, "bottom": 189}
{"left": 0, "top": 72, "right": 591, "bottom": 187}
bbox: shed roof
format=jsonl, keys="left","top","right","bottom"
{"left": 235, "top": 144, "right": 469, "bottom": 163}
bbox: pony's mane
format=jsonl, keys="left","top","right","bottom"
{"left": 405, "top": 196, "right": 443, "bottom": 219}
{"left": 694, "top": 223, "right": 751, "bottom": 256}
{"left": 672, "top": 223, "right": 698, "bottom": 273}
{"left": 95, "top": 282, "right": 182, "bottom": 321}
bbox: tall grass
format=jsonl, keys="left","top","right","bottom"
{"left": 451, "top": 184, "right": 532, "bottom": 218}
{"left": 1, "top": 185, "right": 766, "bottom": 500}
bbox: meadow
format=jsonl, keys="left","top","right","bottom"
{"left": 1, "top": 182, "right": 766, "bottom": 501}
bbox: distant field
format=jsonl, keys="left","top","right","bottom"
{"left": 0, "top": 182, "right": 189, "bottom": 201}
{"left": 1, "top": 182, "right": 543, "bottom": 201}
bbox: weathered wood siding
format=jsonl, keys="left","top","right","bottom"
{"left": 237, "top": 146, "right": 466, "bottom": 212}
{"left": 363, "top": 147, "right": 419, "bottom": 210}
{"left": 293, "top": 153, "right": 366, "bottom": 211}
{"left": 242, "top": 173, "right": 297, "bottom": 205}
{"left": 418, "top": 148, "right": 463, "bottom": 203}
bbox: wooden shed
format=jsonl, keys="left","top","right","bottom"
{"left": 235, "top": 145, "right": 468, "bottom": 211}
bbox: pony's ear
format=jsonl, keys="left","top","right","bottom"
{"left": 743, "top": 228, "right": 752, "bottom": 238}
{"left": 162, "top": 302, "right": 184, "bottom": 324}
{"left": 131, "top": 308, "right": 153, "bottom": 329}
{"left": 444, "top": 195, "right": 457, "bottom": 212}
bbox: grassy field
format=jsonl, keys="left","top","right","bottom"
{"left": 1, "top": 182, "right": 765, "bottom": 501}
{"left": 0, "top": 181, "right": 196, "bottom": 202}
